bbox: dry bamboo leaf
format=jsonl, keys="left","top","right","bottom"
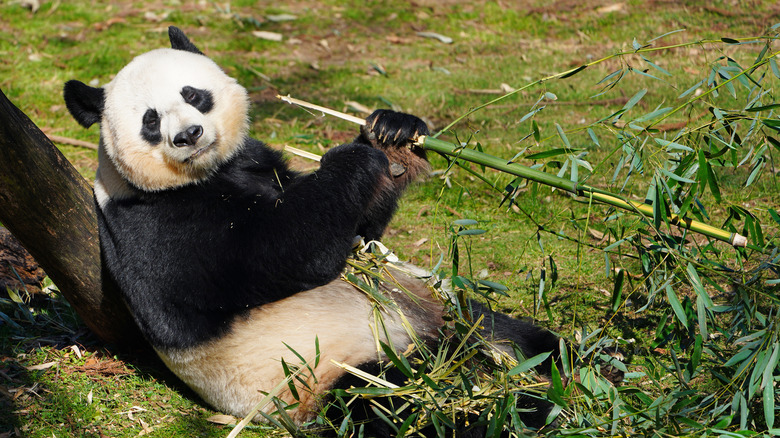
{"left": 25, "top": 361, "right": 58, "bottom": 371}
{"left": 344, "top": 101, "right": 372, "bottom": 115}
{"left": 413, "top": 238, "right": 428, "bottom": 247}
{"left": 206, "top": 414, "right": 238, "bottom": 425}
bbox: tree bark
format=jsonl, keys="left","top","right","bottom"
{"left": 0, "top": 87, "right": 139, "bottom": 344}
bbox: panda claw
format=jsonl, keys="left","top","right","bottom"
{"left": 389, "top": 163, "right": 406, "bottom": 177}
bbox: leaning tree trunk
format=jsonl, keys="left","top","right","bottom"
{"left": 0, "top": 87, "right": 139, "bottom": 344}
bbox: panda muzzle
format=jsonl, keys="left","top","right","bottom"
{"left": 173, "top": 125, "right": 204, "bottom": 148}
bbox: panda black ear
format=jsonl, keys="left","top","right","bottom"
{"left": 63, "top": 80, "right": 104, "bottom": 128}
{"left": 168, "top": 26, "right": 204, "bottom": 55}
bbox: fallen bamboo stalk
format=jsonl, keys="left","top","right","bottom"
{"left": 277, "top": 95, "right": 748, "bottom": 248}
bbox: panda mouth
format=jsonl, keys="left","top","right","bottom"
{"left": 184, "top": 142, "right": 215, "bottom": 163}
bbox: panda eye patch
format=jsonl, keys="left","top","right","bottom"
{"left": 181, "top": 86, "right": 214, "bottom": 114}
{"left": 141, "top": 109, "right": 162, "bottom": 145}
{"left": 142, "top": 109, "right": 159, "bottom": 126}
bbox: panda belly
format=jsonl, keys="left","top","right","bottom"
{"left": 155, "top": 272, "right": 445, "bottom": 424}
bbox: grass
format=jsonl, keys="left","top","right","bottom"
{"left": 1, "top": 0, "right": 779, "bottom": 436}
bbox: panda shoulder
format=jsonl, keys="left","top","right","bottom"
{"left": 228, "top": 137, "right": 288, "bottom": 170}
{"left": 215, "top": 137, "right": 297, "bottom": 187}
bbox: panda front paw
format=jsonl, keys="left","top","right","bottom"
{"left": 361, "top": 109, "right": 429, "bottom": 149}
{"left": 359, "top": 110, "right": 430, "bottom": 181}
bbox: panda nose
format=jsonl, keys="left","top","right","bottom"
{"left": 173, "top": 125, "right": 203, "bottom": 147}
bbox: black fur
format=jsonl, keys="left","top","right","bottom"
{"left": 168, "top": 26, "right": 204, "bottom": 55}
{"left": 180, "top": 86, "right": 214, "bottom": 113}
{"left": 63, "top": 80, "right": 104, "bottom": 128}
{"left": 141, "top": 109, "right": 162, "bottom": 144}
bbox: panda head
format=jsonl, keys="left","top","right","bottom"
{"left": 64, "top": 27, "right": 249, "bottom": 198}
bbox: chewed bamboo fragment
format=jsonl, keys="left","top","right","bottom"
{"left": 276, "top": 95, "right": 748, "bottom": 248}
{"left": 278, "top": 94, "right": 366, "bottom": 125}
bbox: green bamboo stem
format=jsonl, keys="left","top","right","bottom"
{"left": 418, "top": 136, "right": 747, "bottom": 248}
{"left": 277, "top": 95, "right": 748, "bottom": 248}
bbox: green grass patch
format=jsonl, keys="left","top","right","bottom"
{"left": 1, "top": 0, "right": 779, "bottom": 436}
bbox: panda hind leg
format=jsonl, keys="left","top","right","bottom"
{"left": 471, "top": 301, "right": 625, "bottom": 385}
{"left": 469, "top": 301, "right": 561, "bottom": 376}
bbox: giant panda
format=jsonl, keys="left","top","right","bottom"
{"left": 62, "top": 27, "right": 568, "bottom": 435}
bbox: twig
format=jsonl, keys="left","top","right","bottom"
{"left": 43, "top": 132, "right": 99, "bottom": 150}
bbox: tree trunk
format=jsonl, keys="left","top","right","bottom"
{"left": 0, "top": 87, "right": 139, "bottom": 344}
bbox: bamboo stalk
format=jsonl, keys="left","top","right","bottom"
{"left": 420, "top": 136, "right": 747, "bottom": 247}
{"left": 276, "top": 95, "right": 748, "bottom": 248}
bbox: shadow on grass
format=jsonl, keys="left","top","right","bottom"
{"left": 0, "top": 291, "right": 260, "bottom": 438}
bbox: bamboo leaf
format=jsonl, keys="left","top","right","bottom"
{"left": 280, "top": 359, "right": 300, "bottom": 401}
{"left": 696, "top": 294, "right": 709, "bottom": 341}
{"left": 745, "top": 103, "right": 780, "bottom": 112}
{"left": 655, "top": 138, "right": 694, "bottom": 152}
{"left": 508, "top": 352, "right": 552, "bottom": 376}
{"left": 771, "top": 57, "right": 780, "bottom": 79}
{"left": 519, "top": 107, "right": 543, "bottom": 123}
{"left": 666, "top": 285, "right": 689, "bottom": 329}
{"left": 624, "top": 89, "right": 648, "bottom": 110}
{"left": 660, "top": 167, "right": 696, "bottom": 184}
{"left": 453, "top": 219, "right": 479, "bottom": 227}
{"left": 458, "top": 229, "right": 486, "bottom": 236}
{"left": 587, "top": 127, "right": 600, "bottom": 146}
{"left": 560, "top": 64, "right": 587, "bottom": 78}
{"left": 478, "top": 279, "right": 509, "bottom": 292}
{"left": 631, "top": 68, "right": 662, "bottom": 81}
{"left": 762, "top": 119, "right": 780, "bottom": 132}
{"left": 679, "top": 79, "right": 704, "bottom": 99}
{"left": 525, "top": 147, "right": 582, "bottom": 160}
{"left": 764, "top": 380, "right": 776, "bottom": 430}
{"left": 648, "top": 28, "right": 686, "bottom": 42}
{"left": 652, "top": 179, "right": 663, "bottom": 230}
{"left": 724, "top": 348, "right": 753, "bottom": 367}
{"left": 603, "top": 238, "right": 626, "bottom": 252}
{"left": 761, "top": 343, "right": 779, "bottom": 390}
{"left": 555, "top": 123, "right": 571, "bottom": 148}
{"left": 532, "top": 120, "right": 541, "bottom": 142}
{"left": 745, "top": 158, "right": 764, "bottom": 186}
{"left": 641, "top": 55, "right": 672, "bottom": 76}
{"left": 706, "top": 160, "right": 722, "bottom": 202}
{"left": 767, "top": 136, "right": 780, "bottom": 152}
{"left": 769, "top": 208, "right": 780, "bottom": 225}
{"left": 687, "top": 263, "right": 713, "bottom": 308}
{"left": 611, "top": 269, "right": 625, "bottom": 312}
{"left": 635, "top": 106, "right": 672, "bottom": 122}
{"left": 597, "top": 68, "right": 624, "bottom": 85}
{"left": 349, "top": 387, "right": 396, "bottom": 395}
{"left": 379, "top": 341, "right": 414, "bottom": 379}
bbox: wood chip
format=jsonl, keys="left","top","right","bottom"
{"left": 266, "top": 14, "right": 297, "bottom": 22}
{"left": 417, "top": 32, "right": 453, "bottom": 44}
{"left": 252, "top": 31, "right": 283, "bottom": 42}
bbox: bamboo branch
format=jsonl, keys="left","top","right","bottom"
{"left": 276, "top": 95, "right": 748, "bottom": 248}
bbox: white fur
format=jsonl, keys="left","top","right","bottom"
{"left": 156, "top": 270, "right": 444, "bottom": 423}
{"left": 97, "top": 48, "right": 249, "bottom": 194}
